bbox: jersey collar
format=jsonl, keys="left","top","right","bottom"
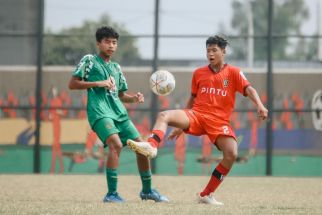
{"left": 208, "top": 63, "right": 227, "bottom": 74}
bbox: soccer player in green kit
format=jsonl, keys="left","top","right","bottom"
{"left": 69, "top": 26, "right": 168, "bottom": 203}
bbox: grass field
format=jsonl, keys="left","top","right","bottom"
{"left": 0, "top": 175, "right": 321, "bottom": 214}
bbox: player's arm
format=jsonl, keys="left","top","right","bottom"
{"left": 245, "top": 86, "right": 268, "bottom": 120}
{"left": 68, "top": 76, "right": 115, "bottom": 90}
{"left": 118, "top": 91, "right": 144, "bottom": 103}
{"left": 186, "top": 94, "right": 196, "bottom": 109}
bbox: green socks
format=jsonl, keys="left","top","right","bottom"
{"left": 106, "top": 168, "right": 118, "bottom": 194}
{"left": 106, "top": 168, "right": 152, "bottom": 194}
{"left": 140, "top": 170, "right": 152, "bottom": 193}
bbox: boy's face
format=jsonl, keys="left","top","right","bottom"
{"left": 97, "top": 37, "right": 118, "bottom": 58}
{"left": 206, "top": 44, "right": 225, "bottom": 66}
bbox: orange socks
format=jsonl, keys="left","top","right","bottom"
{"left": 200, "top": 163, "right": 230, "bottom": 197}
{"left": 148, "top": 130, "right": 164, "bottom": 148}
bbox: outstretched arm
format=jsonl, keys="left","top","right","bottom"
{"left": 68, "top": 76, "right": 115, "bottom": 90}
{"left": 245, "top": 86, "right": 268, "bottom": 120}
{"left": 118, "top": 91, "right": 144, "bottom": 103}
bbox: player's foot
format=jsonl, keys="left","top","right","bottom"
{"left": 140, "top": 189, "right": 169, "bottom": 202}
{"left": 197, "top": 193, "right": 223, "bottom": 205}
{"left": 127, "top": 139, "right": 157, "bottom": 158}
{"left": 103, "top": 192, "right": 125, "bottom": 203}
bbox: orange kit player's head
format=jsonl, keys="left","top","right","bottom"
{"left": 206, "top": 35, "right": 228, "bottom": 69}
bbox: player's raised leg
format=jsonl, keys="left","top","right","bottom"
{"left": 197, "top": 136, "right": 238, "bottom": 205}
{"left": 127, "top": 109, "right": 189, "bottom": 158}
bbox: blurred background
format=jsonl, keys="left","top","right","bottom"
{"left": 0, "top": 0, "right": 321, "bottom": 176}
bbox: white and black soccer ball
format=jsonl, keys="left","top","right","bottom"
{"left": 149, "top": 70, "right": 175, "bottom": 96}
{"left": 312, "top": 90, "right": 322, "bottom": 131}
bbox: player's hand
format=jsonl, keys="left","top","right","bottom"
{"left": 257, "top": 105, "right": 268, "bottom": 120}
{"left": 96, "top": 78, "right": 115, "bottom": 89}
{"left": 134, "top": 92, "right": 144, "bottom": 103}
{"left": 168, "top": 128, "right": 183, "bottom": 140}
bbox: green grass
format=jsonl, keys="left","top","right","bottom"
{"left": 0, "top": 175, "right": 321, "bottom": 214}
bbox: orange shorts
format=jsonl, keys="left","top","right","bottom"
{"left": 183, "top": 109, "right": 236, "bottom": 145}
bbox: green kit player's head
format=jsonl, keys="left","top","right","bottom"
{"left": 95, "top": 26, "right": 119, "bottom": 59}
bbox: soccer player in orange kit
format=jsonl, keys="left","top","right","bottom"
{"left": 128, "top": 35, "right": 268, "bottom": 205}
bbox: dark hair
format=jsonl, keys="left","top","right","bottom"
{"left": 206, "top": 35, "right": 228, "bottom": 49}
{"left": 95, "top": 26, "right": 119, "bottom": 42}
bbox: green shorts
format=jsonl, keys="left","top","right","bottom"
{"left": 93, "top": 117, "right": 140, "bottom": 147}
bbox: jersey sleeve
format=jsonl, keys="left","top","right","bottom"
{"left": 234, "top": 69, "right": 250, "bottom": 96}
{"left": 72, "top": 54, "right": 94, "bottom": 80}
{"left": 191, "top": 70, "right": 198, "bottom": 95}
{"left": 116, "top": 64, "right": 128, "bottom": 92}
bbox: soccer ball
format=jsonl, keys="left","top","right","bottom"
{"left": 149, "top": 70, "right": 175, "bottom": 96}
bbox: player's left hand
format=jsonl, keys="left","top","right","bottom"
{"left": 257, "top": 105, "right": 268, "bottom": 120}
{"left": 168, "top": 128, "right": 183, "bottom": 140}
{"left": 134, "top": 92, "right": 144, "bottom": 103}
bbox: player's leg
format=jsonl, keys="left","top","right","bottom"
{"left": 198, "top": 135, "right": 237, "bottom": 205}
{"left": 105, "top": 133, "right": 122, "bottom": 170}
{"left": 104, "top": 134, "right": 125, "bottom": 202}
{"left": 135, "top": 145, "right": 151, "bottom": 193}
{"left": 93, "top": 118, "right": 124, "bottom": 203}
{"left": 117, "top": 120, "right": 152, "bottom": 195}
{"left": 127, "top": 110, "right": 190, "bottom": 158}
{"left": 154, "top": 109, "right": 190, "bottom": 131}
{"left": 134, "top": 137, "right": 168, "bottom": 202}
{"left": 118, "top": 120, "right": 168, "bottom": 202}
{"left": 216, "top": 136, "right": 238, "bottom": 169}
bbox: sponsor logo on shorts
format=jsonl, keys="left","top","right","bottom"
{"left": 105, "top": 123, "right": 113, "bottom": 129}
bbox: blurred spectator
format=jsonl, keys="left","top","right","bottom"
{"left": 124, "top": 102, "right": 138, "bottom": 118}
{"left": 201, "top": 136, "right": 213, "bottom": 174}
{"left": 77, "top": 94, "right": 87, "bottom": 119}
{"left": 135, "top": 116, "right": 150, "bottom": 140}
{"left": 231, "top": 112, "right": 241, "bottom": 129}
{"left": 174, "top": 133, "right": 186, "bottom": 175}
{"left": 85, "top": 129, "right": 105, "bottom": 172}
{"left": 291, "top": 92, "right": 305, "bottom": 128}
{"left": 3, "top": 90, "right": 19, "bottom": 118}
{"left": 0, "top": 97, "right": 3, "bottom": 118}
{"left": 49, "top": 87, "right": 64, "bottom": 173}
{"left": 159, "top": 95, "right": 170, "bottom": 110}
{"left": 59, "top": 90, "right": 72, "bottom": 118}
{"left": 280, "top": 97, "right": 293, "bottom": 130}
{"left": 29, "top": 91, "right": 48, "bottom": 120}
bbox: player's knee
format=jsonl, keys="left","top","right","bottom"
{"left": 157, "top": 111, "right": 169, "bottom": 122}
{"left": 224, "top": 150, "right": 238, "bottom": 163}
{"left": 108, "top": 141, "right": 122, "bottom": 153}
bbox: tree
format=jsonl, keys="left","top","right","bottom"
{"left": 230, "top": 0, "right": 309, "bottom": 61}
{"left": 44, "top": 15, "right": 141, "bottom": 65}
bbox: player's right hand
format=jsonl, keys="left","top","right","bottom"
{"left": 257, "top": 105, "right": 268, "bottom": 120}
{"left": 96, "top": 78, "right": 115, "bottom": 89}
{"left": 168, "top": 128, "right": 183, "bottom": 140}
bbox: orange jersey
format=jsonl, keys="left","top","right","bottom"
{"left": 191, "top": 64, "right": 250, "bottom": 122}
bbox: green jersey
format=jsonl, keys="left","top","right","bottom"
{"left": 72, "top": 54, "right": 129, "bottom": 128}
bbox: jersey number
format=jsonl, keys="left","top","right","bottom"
{"left": 222, "top": 126, "right": 229, "bottom": 134}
